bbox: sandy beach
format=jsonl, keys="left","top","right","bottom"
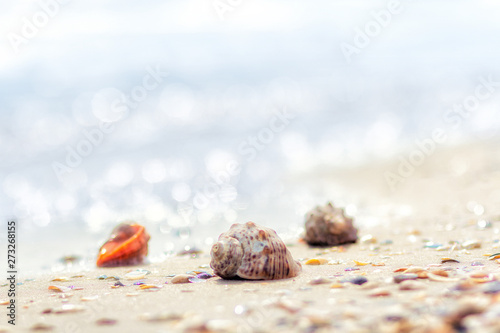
{"left": 3, "top": 139, "right": 500, "bottom": 333}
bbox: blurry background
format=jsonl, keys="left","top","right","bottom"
{"left": 1, "top": 0, "right": 500, "bottom": 275}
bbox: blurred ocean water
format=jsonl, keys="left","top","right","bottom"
{"left": 1, "top": 0, "right": 500, "bottom": 274}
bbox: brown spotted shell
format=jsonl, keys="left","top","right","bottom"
{"left": 304, "top": 202, "right": 358, "bottom": 246}
{"left": 210, "top": 222, "right": 302, "bottom": 280}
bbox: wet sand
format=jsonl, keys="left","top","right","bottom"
{"left": 4, "top": 139, "right": 500, "bottom": 333}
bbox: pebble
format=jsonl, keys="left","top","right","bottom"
{"left": 308, "top": 277, "right": 331, "bottom": 285}
{"left": 30, "top": 323, "right": 54, "bottom": 331}
{"left": 344, "top": 267, "right": 360, "bottom": 272}
{"left": 124, "top": 271, "right": 147, "bottom": 280}
{"left": 341, "top": 276, "right": 368, "bottom": 285}
{"left": 471, "top": 261, "right": 484, "bottom": 266}
{"left": 196, "top": 272, "right": 214, "bottom": 279}
{"left": 399, "top": 280, "right": 426, "bottom": 290}
{"left": 171, "top": 274, "right": 194, "bottom": 284}
{"left": 424, "top": 242, "right": 442, "bottom": 249}
{"left": 393, "top": 274, "right": 418, "bottom": 284}
{"left": 95, "top": 318, "right": 117, "bottom": 326}
{"left": 369, "top": 288, "right": 391, "bottom": 297}
{"left": 139, "top": 312, "right": 183, "bottom": 322}
{"left": 483, "top": 281, "right": 500, "bottom": 294}
{"left": 187, "top": 277, "right": 206, "bottom": 283}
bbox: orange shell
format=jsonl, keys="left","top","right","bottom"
{"left": 96, "top": 223, "right": 150, "bottom": 267}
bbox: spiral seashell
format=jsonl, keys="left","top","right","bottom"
{"left": 96, "top": 222, "right": 150, "bottom": 267}
{"left": 210, "top": 222, "right": 302, "bottom": 280}
{"left": 304, "top": 202, "right": 358, "bottom": 246}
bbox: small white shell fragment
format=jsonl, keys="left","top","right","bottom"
{"left": 170, "top": 274, "right": 194, "bottom": 284}
{"left": 126, "top": 293, "right": 140, "bottom": 297}
{"left": 368, "top": 288, "right": 391, "bottom": 297}
{"left": 51, "top": 277, "right": 70, "bottom": 282}
{"left": 206, "top": 319, "right": 237, "bottom": 332}
{"left": 124, "top": 271, "right": 147, "bottom": 280}
{"left": 462, "top": 240, "right": 481, "bottom": 250}
{"left": 81, "top": 295, "right": 99, "bottom": 301}
{"left": 54, "top": 304, "right": 85, "bottom": 314}
{"left": 360, "top": 234, "right": 377, "bottom": 244}
{"left": 139, "top": 312, "right": 183, "bottom": 322}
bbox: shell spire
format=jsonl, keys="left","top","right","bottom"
{"left": 210, "top": 222, "right": 302, "bottom": 280}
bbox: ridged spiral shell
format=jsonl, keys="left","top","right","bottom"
{"left": 304, "top": 202, "right": 358, "bottom": 246}
{"left": 210, "top": 222, "right": 302, "bottom": 280}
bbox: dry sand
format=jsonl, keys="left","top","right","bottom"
{"left": 3, "top": 139, "right": 500, "bottom": 333}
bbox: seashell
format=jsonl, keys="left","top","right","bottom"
{"left": 441, "top": 258, "right": 460, "bottom": 263}
{"left": 394, "top": 274, "right": 418, "bottom": 284}
{"left": 170, "top": 274, "right": 194, "bottom": 284}
{"left": 488, "top": 252, "right": 500, "bottom": 260}
{"left": 96, "top": 223, "right": 150, "bottom": 267}
{"left": 54, "top": 304, "right": 85, "bottom": 314}
{"left": 399, "top": 280, "right": 426, "bottom": 290}
{"left": 341, "top": 276, "right": 368, "bottom": 285}
{"left": 303, "top": 202, "right": 358, "bottom": 246}
{"left": 124, "top": 270, "right": 147, "bottom": 280}
{"left": 304, "top": 258, "right": 328, "bottom": 265}
{"left": 48, "top": 285, "right": 72, "bottom": 293}
{"left": 210, "top": 222, "right": 301, "bottom": 280}
{"left": 369, "top": 288, "right": 391, "bottom": 297}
